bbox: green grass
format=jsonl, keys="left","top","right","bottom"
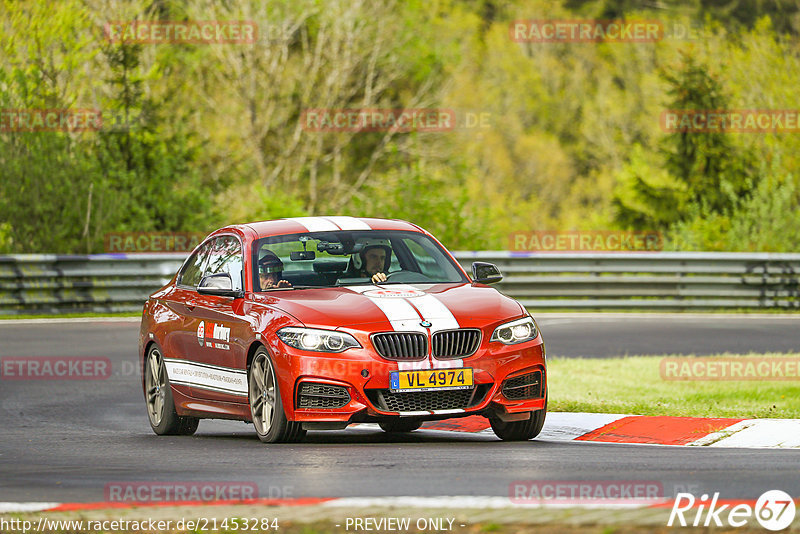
{"left": 548, "top": 352, "right": 800, "bottom": 418}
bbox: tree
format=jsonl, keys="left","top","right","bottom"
{"left": 614, "top": 50, "right": 756, "bottom": 229}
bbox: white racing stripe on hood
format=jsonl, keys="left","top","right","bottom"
{"left": 343, "top": 285, "right": 378, "bottom": 294}
{"left": 344, "top": 284, "right": 464, "bottom": 370}
{"left": 288, "top": 216, "right": 340, "bottom": 232}
{"left": 367, "top": 297, "right": 429, "bottom": 334}
{"left": 323, "top": 216, "right": 371, "bottom": 230}
{"left": 343, "top": 285, "right": 427, "bottom": 333}
{"left": 379, "top": 284, "right": 460, "bottom": 333}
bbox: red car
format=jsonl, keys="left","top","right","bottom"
{"left": 139, "top": 217, "right": 546, "bottom": 442}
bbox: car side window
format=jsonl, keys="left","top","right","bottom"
{"left": 204, "top": 236, "right": 244, "bottom": 291}
{"left": 178, "top": 242, "right": 211, "bottom": 287}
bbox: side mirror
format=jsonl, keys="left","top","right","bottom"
{"left": 198, "top": 273, "right": 244, "bottom": 298}
{"left": 472, "top": 262, "right": 503, "bottom": 284}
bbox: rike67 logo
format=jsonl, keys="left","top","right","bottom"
{"left": 668, "top": 490, "right": 796, "bottom": 531}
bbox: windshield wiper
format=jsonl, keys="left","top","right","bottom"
{"left": 260, "top": 285, "right": 318, "bottom": 291}
{"left": 284, "top": 285, "right": 318, "bottom": 289}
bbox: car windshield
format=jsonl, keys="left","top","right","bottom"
{"left": 252, "top": 230, "right": 468, "bottom": 291}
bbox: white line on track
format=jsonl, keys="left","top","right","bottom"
{"left": 321, "top": 496, "right": 660, "bottom": 509}
{"left": 0, "top": 503, "right": 60, "bottom": 513}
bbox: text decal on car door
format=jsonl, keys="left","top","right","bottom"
{"left": 197, "top": 321, "right": 231, "bottom": 350}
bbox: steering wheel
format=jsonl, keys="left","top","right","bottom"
{"left": 384, "top": 270, "right": 401, "bottom": 280}
{"left": 382, "top": 270, "right": 431, "bottom": 283}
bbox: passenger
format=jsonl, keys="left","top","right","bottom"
{"left": 258, "top": 250, "right": 292, "bottom": 289}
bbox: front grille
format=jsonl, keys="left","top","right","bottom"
{"left": 371, "top": 332, "right": 427, "bottom": 360}
{"left": 432, "top": 329, "right": 481, "bottom": 358}
{"left": 367, "top": 385, "right": 490, "bottom": 412}
{"left": 297, "top": 382, "right": 350, "bottom": 409}
{"left": 502, "top": 371, "right": 542, "bottom": 400}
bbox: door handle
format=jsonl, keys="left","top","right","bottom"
{"left": 186, "top": 300, "right": 196, "bottom": 311}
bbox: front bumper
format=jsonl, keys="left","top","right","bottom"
{"left": 273, "top": 335, "right": 546, "bottom": 423}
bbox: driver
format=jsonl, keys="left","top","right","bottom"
{"left": 258, "top": 250, "right": 292, "bottom": 290}
{"left": 351, "top": 238, "right": 392, "bottom": 284}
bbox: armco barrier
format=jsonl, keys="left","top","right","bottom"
{"left": 455, "top": 252, "right": 800, "bottom": 309}
{"left": 0, "top": 254, "right": 185, "bottom": 315}
{"left": 1, "top": 252, "right": 799, "bottom": 315}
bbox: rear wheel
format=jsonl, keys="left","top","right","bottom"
{"left": 248, "top": 348, "right": 306, "bottom": 443}
{"left": 379, "top": 419, "right": 423, "bottom": 433}
{"left": 144, "top": 345, "right": 199, "bottom": 436}
{"left": 489, "top": 398, "right": 547, "bottom": 441}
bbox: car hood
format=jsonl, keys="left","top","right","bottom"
{"left": 251, "top": 283, "right": 525, "bottom": 332}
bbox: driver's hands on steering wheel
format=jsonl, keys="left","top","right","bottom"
{"left": 263, "top": 279, "right": 292, "bottom": 289}
{"left": 371, "top": 272, "right": 387, "bottom": 284}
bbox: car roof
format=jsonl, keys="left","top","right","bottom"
{"left": 240, "top": 217, "right": 425, "bottom": 238}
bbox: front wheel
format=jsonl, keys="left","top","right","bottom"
{"left": 248, "top": 348, "right": 306, "bottom": 443}
{"left": 489, "top": 398, "right": 547, "bottom": 441}
{"left": 144, "top": 345, "right": 198, "bottom": 436}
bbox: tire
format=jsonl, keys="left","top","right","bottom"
{"left": 248, "top": 348, "right": 306, "bottom": 443}
{"left": 489, "top": 397, "right": 547, "bottom": 442}
{"left": 379, "top": 419, "right": 423, "bottom": 433}
{"left": 144, "top": 344, "right": 199, "bottom": 436}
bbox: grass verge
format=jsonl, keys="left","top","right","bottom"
{"left": 0, "top": 312, "right": 140, "bottom": 320}
{"left": 548, "top": 352, "right": 800, "bottom": 418}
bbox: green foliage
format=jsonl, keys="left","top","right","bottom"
{"left": 660, "top": 52, "right": 756, "bottom": 215}
{"left": 352, "top": 160, "right": 486, "bottom": 250}
{"left": 614, "top": 51, "right": 757, "bottom": 230}
{"left": 613, "top": 144, "right": 686, "bottom": 228}
{"left": 0, "top": 0, "right": 799, "bottom": 253}
{"left": 0, "top": 223, "right": 11, "bottom": 253}
{"left": 0, "top": 2, "right": 218, "bottom": 253}
{"left": 667, "top": 159, "right": 800, "bottom": 251}
{"left": 253, "top": 188, "right": 309, "bottom": 222}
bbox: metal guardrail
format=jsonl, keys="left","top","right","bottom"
{"left": 456, "top": 252, "right": 800, "bottom": 309}
{"left": 0, "top": 254, "right": 185, "bottom": 315}
{"left": 1, "top": 252, "right": 799, "bottom": 315}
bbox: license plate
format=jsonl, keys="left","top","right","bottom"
{"left": 390, "top": 368, "right": 473, "bottom": 392}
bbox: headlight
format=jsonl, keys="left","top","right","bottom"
{"left": 276, "top": 327, "right": 360, "bottom": 353}
{"left": 490, "top": 316, "right": 538, "bottom": 345}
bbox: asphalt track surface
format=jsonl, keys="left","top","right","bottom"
{"left": 1, "top": 314, "right": 799, "bottom": 504}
